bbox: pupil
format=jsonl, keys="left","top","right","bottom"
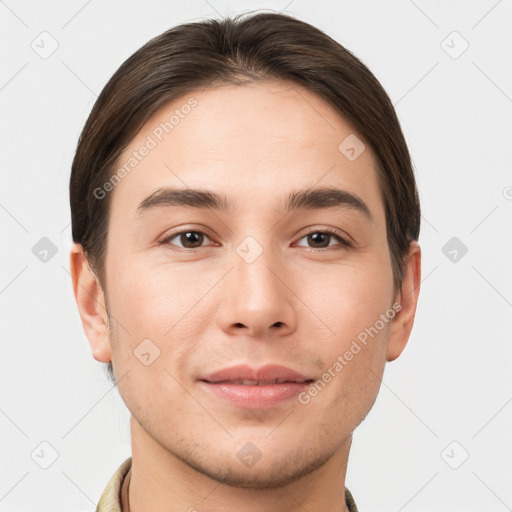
{"left": 183, "top": 231, "right": 203, "bottom": 248}
{"left": 309, "top": 232, "right": 329, "bottom": 248}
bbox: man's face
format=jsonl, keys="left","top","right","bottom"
{"left": 101, "top": 80, "right": 399, "bottom": 487}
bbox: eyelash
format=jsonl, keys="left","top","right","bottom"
{"left": 159, "top": 227, "right": 352, "bottom": 252}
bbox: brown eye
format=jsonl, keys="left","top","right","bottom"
{"left": 295, "top": 230, "right": 350, "bottom": 250}
{"left": 161, "top": 230, "right": 212, "bottom": 249}
{"left": 307, "top": 232, "right": 331, "bottom": 248}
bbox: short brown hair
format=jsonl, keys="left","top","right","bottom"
{"left": 70, "top": 12, "right": 420, "bottom": 385}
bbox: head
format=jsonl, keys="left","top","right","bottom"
{"left": 70, "top": 12, "right": 420, "bottom": 488}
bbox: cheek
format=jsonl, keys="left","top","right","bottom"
{"left": 106, "top": 257, "right": 219, "bottom": 371}
{"left": 107, "top": 256, "right": 201, "bottom": 328}
{"left": 107, "top": 261, "right": 206, "bottom": 412}
{"left": 299, "top": 253, "right": 393, "bottom": 407}
{"left": 302, "top": 256, "right": 393, "bottom": 343}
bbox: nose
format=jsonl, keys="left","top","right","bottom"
{"left": 215, "top": 239, "right": 297, "bottom": 339}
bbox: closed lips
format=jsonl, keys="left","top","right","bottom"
{"left": 205, "top": 379, "right": 313, "bottom": 385}
{"left": 198, "top": 364, "right": 315, "bottom": 409}
{"left": 199, "top": 364, "right": 315, "bottom": 384}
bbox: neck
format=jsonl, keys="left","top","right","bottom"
{"left": 127, "top": 416, "right": 352, "bottom": 512}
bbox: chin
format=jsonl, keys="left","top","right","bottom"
{"left": 179, "top": 447, "right": 330, "bottom": 489}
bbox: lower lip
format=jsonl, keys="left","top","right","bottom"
{"left": 199, "top": 381, "right": 310, "bottom": 409}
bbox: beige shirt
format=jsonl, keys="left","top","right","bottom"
{"left": 96, "top": 457, "right": 359, "bottom": 512}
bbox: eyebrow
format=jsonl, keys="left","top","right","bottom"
{"left": 135, "top": 186, "right": 373, "bottom": 222}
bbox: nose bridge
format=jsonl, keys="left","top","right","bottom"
{"left": 217, "top": 232, "right": 296, "bottom": 335}
{"left": 234, "top": 233, "right": 284, "bottom": 310}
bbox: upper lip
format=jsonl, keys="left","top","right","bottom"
{"left": 199, "top": 364, "right": 313, "bottom": 384}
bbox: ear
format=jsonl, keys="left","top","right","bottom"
{"left": 386, "top": 241, "right": 421, "bottom": 362}
{"left": 69, "top": 243, "right": 112, "bottom": 362}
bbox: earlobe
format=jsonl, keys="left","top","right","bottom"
{"left": 69, "top": 243, "right": 112, "bottom": 363}
{"left": 386, "top": 241, "right": 421, "bottom": 362}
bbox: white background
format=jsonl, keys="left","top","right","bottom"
{"left": 1, "top": 1, "right": 511, "bottom": 511}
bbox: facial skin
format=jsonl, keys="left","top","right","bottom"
{"left": 71, "top": 80, "right": 421, "bottom": 512}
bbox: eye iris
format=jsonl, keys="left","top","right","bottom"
{"left": 308, "top": 232, "right": 330, "bottom": 248}
{"left": 181, "top": 231, "right": 203, "bottom": 248}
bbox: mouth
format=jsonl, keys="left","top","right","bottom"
{"left": 198, "top": 364, "right": 315, "bottom": 409}
{"left": 201, "top": 378, "right": 313, "bottom": 385}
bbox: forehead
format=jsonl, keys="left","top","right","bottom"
{"left": 109, "top": 80, "right": 384, "bottom": 224}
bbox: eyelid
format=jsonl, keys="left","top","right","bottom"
{"left": 159, "top": 226, "right": 353, "bottom": 250}
{"left": 295, "top": 226, "right": 352, "bottom": 248}
{"left": 158, "top": 226, "right": 217, "bottom": 249}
